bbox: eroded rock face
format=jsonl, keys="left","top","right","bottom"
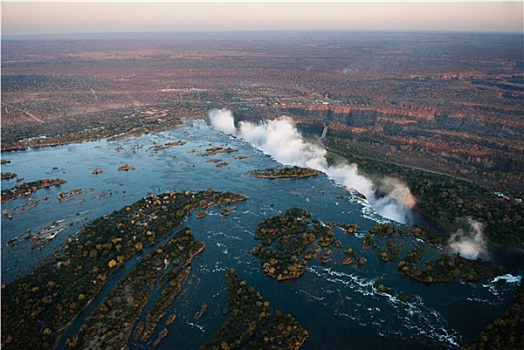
{"left": 281, "top": 103, "right": 524, "bottom": 186}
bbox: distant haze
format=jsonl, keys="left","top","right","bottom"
{"left": 2, "top": 1, "right": 523, "bottom": 37}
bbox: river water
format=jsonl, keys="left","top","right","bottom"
{"left": 1, "top": 119, "right": 521, "bottom": 349}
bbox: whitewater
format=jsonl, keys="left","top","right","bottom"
{"left": 208, "top": 108, "right": 416, "bottom": 224}
{"left": 2, "top": 117, "right": 520, "bottom": 350}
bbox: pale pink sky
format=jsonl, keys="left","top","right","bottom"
{"left": 2, "top": 1, "right": 523, "bottom": 36}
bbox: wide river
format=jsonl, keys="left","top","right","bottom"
{"left": 1, "top": 119, "right": 521, "bottom": 349}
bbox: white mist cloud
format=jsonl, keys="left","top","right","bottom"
{"left": 238, "top": 116, "right": 328, "bottom": 170}
{"left": 449, "top": 218, "right": 487, "bottom": 260}
{"left": 208, "top": 109, "right": 416, "bottom": 224}
{"left": 208, "top": 109, "right": 237, "bottom": 135}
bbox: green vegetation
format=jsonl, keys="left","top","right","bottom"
{"left": 220, "top": 206, "right": 236, "bottom": 216}
{"left": 250, "top": 166, "right": 321, "bottom": 179}
{"left": 364, "top": 224, "right": 401, "bottom": 261}
{"left": 326, "top": 221, "right": 359, "bottom": 234}
{"left": 198, "top": 147, "right": 238, "bottom": 157}
{"left": 361, "top": 233, "right": 377, "bottom": 249}
{"left": 397, "top": 226, "right": 446, "bottom": 246}
{"left": 240, "top": 206, "right": 497, "bottom": 286}
{"left": 1, "top": 189, "right": 247, "bottom": 350}
{"left": 57, "top": 188, "right": 94, "bottom": 202}
{"left": 324, "top": 137, "right": 524, "bottom": 249}
{"left": 1, "top": 172, "right": 17, "bottom": 180}
{"left": 117, "top": 164, "right": 135, "bottom": 171}
{"left": 252, "top": 208, "right": 314, "bottom": 281}
{"left": 368, "top": 224, "right": 396, "bottom": 236}
{"left": 404, "top": 244, "right": 428, "bottom": 264}
{"left": 252, "top": 246, "right": 307, "bottom": 281}
{"left": 252, "top": 208, "right": 363, "bottom": 280}
{"left": 1, "top": 178, "right": 66, "bottom": 203}
{"left": 251, "top": 209, "right": 493, "bottom": 283}
{"left": 254, "top": 208, "right": 311, "bottom": 245}
{"left": 379, "top": 240, "right": 401, "bottom": 262}
{"left": 149, "top": 140, "right": 187, "bottom": 152}
{"left": 398, "top": 254, "right": 504, "bottom": 283}
{"left": 201, "top": 268, "right": 308, "bottom": 350}
{"left": 74, "top": 227, "right": 203, "bottom": 349}
{"left": 1, "top": 105, "right": 186, "bottom": 151}
{"left": 376, "top": 284, "right": 392, "bottom": 294}
{"left": 464, "top": 282, "right": 524, "bottom": 350}
{"left": 362, "top": 223, "right": 504, "bottom": 283}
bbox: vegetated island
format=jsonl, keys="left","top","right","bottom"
{"left": 1, "top": 189, "right": 247, "bottom": 350}
{"left": 200, "top": 268, "right": 309, "bottom": 350}
{"left": 198, "top": 147, "right": 238, "bottom": 157}
{"left": 323, "top": 139, "right": 524, "bottom": 251}
{"left": 117, "top": 164, "right": 135, "bottom": 171}
{"left": 1, "top": 178, "right": 66, "bottom": 203}
{"left": 252, "top": 210, "right": 505, "bottom": 286}
{"left": 73, "top": 226, "right": 204, "bottom": 349}
{"left": 1, "top": 172, "right": 17, "bottom": 180}
{"left": 362, "top": 224, "right": 505, "bottom": 283}
{"left": 253, "top": 208, "right": 345, "bottom": 281}
{"left": 149, "top": 140, "right": 187, "bottom": 152}
{"left": 464, "top": 282, "right": 524, "bottom": 350}
{"left": 250, "top": 166, "right": 321, "bottom": 180}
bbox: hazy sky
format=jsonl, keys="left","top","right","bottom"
{"left": 2, "top": 1, "right": 523, "bottom": 37}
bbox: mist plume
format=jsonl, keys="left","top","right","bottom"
{"left": 208, "top": 109, "right": 416, "bottom": 224}
{"left": 448, "top": 217, "right": 488, "bottom": 260}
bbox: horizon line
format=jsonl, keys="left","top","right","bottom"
{"left": 4, "top": 28, "right": 523, "bottom": 41}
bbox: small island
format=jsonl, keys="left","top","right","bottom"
{"left": 77, "top": 227, "right": 204, "bottom": 349}
{"left": 1, "top": 178, "right": 66, "bottom": 203}
{"left": 250, "top": 166, "right": 321, "bottom": 180}
{"left": 149, "top": 140, "right": 187, "bottom": 152}
{"left": 201, "top": 268, "right": 309, "bottom": 350}
{"left": 1, "top": 172, "right": 17, "bottom": 181}
{"left": 57, "top": 188, "right": 94, "bottom": 202}
{"left": 398, "top": 254, "right": 504, "bottom": 283}
{"left": 252, "top": 208, "right": 350, "bottom": 281}
{"left": 198, "top": 146, "right": 238, "bottom": 157}
{"left": 220, "top": 206, "right": 236, "bottom": 216}
{"left": 362, "top": 224, "right": 505, "bottom": 283}
{"left": 326, "top": 221, "right": 359, "bottom": 234}
{"left": 464, "top": 283, "right": 524, "bottom": 350}
{"left": 117, "top": 164, "right": 135, "bottom": 171}
{"left": 1, "top": 189, "right": 248, "bottom": 350}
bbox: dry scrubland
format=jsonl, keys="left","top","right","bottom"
{"left": 1, "top": 31, "right": 524, "bottom": 350}
{"left": 2, "top": 32, "right": 522, "bottom": 193}
{"left": 2, "top": 31, "right": 523, "bottom": 243}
